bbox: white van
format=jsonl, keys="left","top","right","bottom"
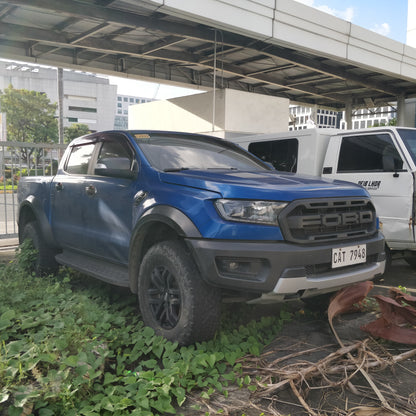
{"left": 234, "top": 127, "right": 416, "bottom": 265}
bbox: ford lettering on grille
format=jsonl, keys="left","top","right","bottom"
{"left": 279, "top": 198, "right": 377, "bottom": 243}
{"left": 299, "top": 211, "right": 373, "bottom": 227}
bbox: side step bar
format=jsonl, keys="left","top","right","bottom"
{"left": 56, "top": 250, "right": 129, "bottom": 287}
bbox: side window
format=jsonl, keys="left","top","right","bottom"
{"left": 95, "top": 135, "right": 135, "bottom": 174}
{"left": 337, "top": 134, "right": 403, "bottom": 173}
{"left": 65, "top": 143, "right": 95, "bottom": 174}
{"left": 248, "top": 139, "right": 298, "bottom": 172}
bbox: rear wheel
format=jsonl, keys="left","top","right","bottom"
{"left": 138, "top": 240, "right": 221, "bottom": 345}
{"left": 21, "top": 221, "right": 59, "bottom": 275}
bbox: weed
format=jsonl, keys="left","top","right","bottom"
{"left": 0, "top": 245, "right": 291, "bottom": 415}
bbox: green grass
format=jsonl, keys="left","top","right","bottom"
{"left": 0, "top": 244, "right": 291, "bottom": 415}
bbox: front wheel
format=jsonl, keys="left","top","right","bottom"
{"left": 138, "top": 240, "right": 221, "bottom": 345}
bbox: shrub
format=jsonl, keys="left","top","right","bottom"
{"left": 0, "top": 245, "right": 291, "bottom": 415}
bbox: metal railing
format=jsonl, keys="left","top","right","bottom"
{"left": 0, "top": 141, "right": 67, "bottom": 239}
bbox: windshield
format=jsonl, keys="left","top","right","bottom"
{"left": 133, "top": 133, "right": 270, "bottom": 172}
{"left": 398, "top": 129, "right": 416, "bottom": 164}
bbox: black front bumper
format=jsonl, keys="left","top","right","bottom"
{"left": 187, "top": 232, "right": 385, "bottom": 297}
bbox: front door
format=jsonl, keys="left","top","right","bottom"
{"left": 323, "top": 132, "right": 414, "bottom": 248}
{"left": 81, "top": 133, "right": 138, "bottom": 264}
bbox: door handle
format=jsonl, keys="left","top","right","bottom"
{"left": 85, "top": 185, "right": 97, "bottom": 196}
{"left": 55, "top": 182, "right": 63, "bottom": 191}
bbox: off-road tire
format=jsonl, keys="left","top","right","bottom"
{"left": 138, "top": 240, "right": 221, "bottom": 345}
{"left": 21, "top": 221, "right": 59, "bottom": 275}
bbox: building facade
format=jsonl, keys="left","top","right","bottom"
{"left": 0, "top": 61, "right": 117, "bottom": 133}
{"left": 340, "top": 106, "right": 397, "bottom": 129}
{"left": 289, "top": 106, "right": 342, "bottom": 130}
{"left": 115, "top": 95, "right": 153, "bottom": 129}
{"left": 289, "top": 104, "right": 397, "bottom": 130}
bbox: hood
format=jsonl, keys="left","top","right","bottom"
{"left": 159, "top": 169, "right": 369, "bottom": 200}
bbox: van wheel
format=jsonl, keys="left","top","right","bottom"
{"left": 405, "top": 254, "right": 416, "bottom": 268}
{"left": 302, "top": 292, "right": 334, "bottom": 312}
{"left": 138, "top": 240, "right": 221, "bottom": 345}
{"left": 21, "top": 221, "right": 59, "bottom": 274}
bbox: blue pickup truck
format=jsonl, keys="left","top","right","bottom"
{"left": 17, "top": 130, "right": 385, "bottom": 345}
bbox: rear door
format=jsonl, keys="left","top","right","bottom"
{"left": 323, "top": 131, "right": 414, "bottom": 247}
{"left": 51, "top": 140, "right": 97, "bottom": 252}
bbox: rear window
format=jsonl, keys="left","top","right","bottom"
{"left": 248, "top": 139, "right": 298, "bottom": 172}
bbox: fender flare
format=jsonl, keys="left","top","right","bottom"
{"left": 128, "top": 205, "right": 201, "bottom": 293}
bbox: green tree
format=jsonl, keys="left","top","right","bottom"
{"left": 0, "top": 85, "right": 58, "bottom": 168}
{"left": 64, "top": 123, "right": 90, "bottom": 143}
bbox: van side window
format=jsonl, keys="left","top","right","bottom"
{"left": 248, "top": 139, "right": 298, "bottom": 172}
{"left": 65, "top": 143, "right": 95, "bottom": 175}
{"left": 337, "top": 134, "right": 403, "bottom": 172}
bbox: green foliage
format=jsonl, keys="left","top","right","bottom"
{"left": 64, "top": 123, "right": 90, "bottom": 144}
{"left": 397, "top": 285, "right": 409, "bottom": 294}
{"left": 0, "top": 85, "right": 58, "bottom": 169}
{"left": 0, "top": 245, "right": 291, "bottom": 415}
{"left": 0, "top": 85, "right": 58, "bottom": 144}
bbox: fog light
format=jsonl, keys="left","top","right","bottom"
{"left": 227, "top": 261, "right": 239, "bottom": 271}
{"left": 216, "top": 257, "right": 268, "bottom": 281}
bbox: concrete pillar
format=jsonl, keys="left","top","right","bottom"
{"left": 345, "top": 100, "right": 353, "bottom": 129}
{"left": 57, "top": 68, "right": 64, "bottom": 145}
{"left": 397, "top": 94, "right": 406, "bottom": 126}
{"left": 407, "top": 0, "right": 416, "bottom": 47}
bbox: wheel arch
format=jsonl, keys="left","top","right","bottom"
{"left": 18, "top": 197, "right": 56, "bottom": 248}
{"left": 128, "top": 205, "right": 201, "bottom": 293}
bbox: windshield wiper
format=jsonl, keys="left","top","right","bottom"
{"left": 207, "top": 167, "right": 238, "bottom": 170}
{"left": 163, "top": 167, "right": 190, "bottom": 172}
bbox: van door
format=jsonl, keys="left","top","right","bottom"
{"left": 323, "top": 132, "right": 414, "bottom": 249}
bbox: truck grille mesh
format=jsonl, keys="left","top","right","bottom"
{"left": 279, "top": 198, "right": 377, "bottom": 244}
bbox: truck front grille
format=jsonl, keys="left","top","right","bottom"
{"left": 279, "top": 198, "right": 377, "bottom": 244}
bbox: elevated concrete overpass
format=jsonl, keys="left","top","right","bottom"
{"left": 1, "top": 0, "right": 416, "bottom": 124}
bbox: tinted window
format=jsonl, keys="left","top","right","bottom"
{"left": 135, "top": 134, "right": 268, "bottom": 171}
{"left": 248, "top": 139, "right": 298, "bottom": 172}
{"left": 337, "top": 134, "right": 403, "bottom": 172}
{"left": 65, "top": 143, "right": 95, "bottom": 174}
{"left": 398, "top": 129, "right": 416, "bottom": 164}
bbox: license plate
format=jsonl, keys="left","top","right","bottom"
{"left": 332, "top": 244, "right": 366, "bottom": 268}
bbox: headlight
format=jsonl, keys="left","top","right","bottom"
{"left": 215, "top": 199, "right": 288, "bottom": 225}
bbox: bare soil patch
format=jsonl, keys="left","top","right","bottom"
{"left": 181, "top": 261, "right": 416, "bottom": 416}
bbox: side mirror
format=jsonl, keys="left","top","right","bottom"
{"left": 95, "top": 157, "right": 138, "bottom": 179}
